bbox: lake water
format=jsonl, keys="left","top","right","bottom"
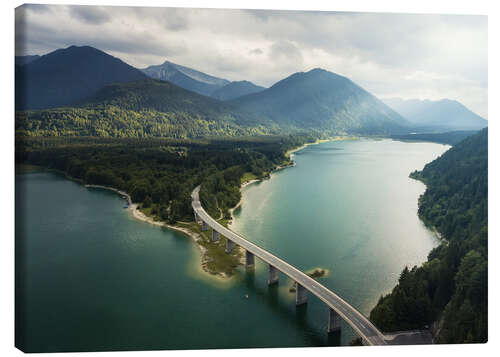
{"left": 15, "top": 139, "right": 449, "bottom": 352}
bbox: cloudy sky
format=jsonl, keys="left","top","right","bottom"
{"left": 15, "top": 4, "right": 488, "bottom": 118}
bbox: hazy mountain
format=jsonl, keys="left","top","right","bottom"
{"left": 383, "top": 98, "right": 435, "bottom": 119}
{"left": 230, "top": 68, "right": 409, "bottom": 135}
{"left": 383, "top": 98, "right": 487, "bottom": 131}
{"left": 210, "top": 80, "right": 265, "bottom": 101}
{"left": 141, "top": 60, "right": 230, "bottom": 97}
{"left": 15, "top": 45, "right": 147, "bottom": 110}
{"left": 15, "top": 55, "right": 40, "bottom": 66}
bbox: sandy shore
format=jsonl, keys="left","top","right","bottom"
{"left": 85, "top": 185, "right": 207, "bottom": 255}
{"left": 85, "top": 184, "right": 189, "bottom": 232}
{"left": 130, "top": 202, "right": 246, "bottom": 279}
{"left": 229, "top": 179, "right": 260, "bottom": 214}
{"left": 84, "top": 184, "right": 241, "bottom": 280}
{"left": 84, "top": 137, "right": 347, "bottom": 280}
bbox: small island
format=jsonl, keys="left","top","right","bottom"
{"left": 289, "top": 268, "right": 329, "bottom": 293}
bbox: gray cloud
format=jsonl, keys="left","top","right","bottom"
{"left": 14, "top": 5, "right": 487, "bottom": 118}
{"left": 69, "top": 6, "right": 111, "bottom": 25}
{"left": 249, "top": 48, "right": 263, "bottom": 55}
{"left": 21, "top": 4, "right": 52, "bottom": 14}
{"left": 269, "top": 40, "right": 303, "bottom": 63}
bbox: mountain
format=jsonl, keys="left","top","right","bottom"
{"left": 230, "top": 68, "right": 409, "bottom": 135}
{"left": 16, "top": 61, "right": 408, "bottom": 137}
{"left": 15, "top": 45, "right": 147, "bottom": 110}
{"left": 16, "top": 79, "right": 273, "bottom": 138}
{"left": 383, "top": 98, "right": 435, "bottom": 119}
{"left": 85, "top": 79, "right": 246, "bottom": 118}
{"left": 141, "top": 60, "right": 230, "bottom": 97}
{"left": 383, "top": 98, "right": 487, "bottom": 131}
{"left": 211, "top": 80, "right": 266, "bottom": 101}
{"left": 15, "top": 55, "right": 40, "bottom": 66}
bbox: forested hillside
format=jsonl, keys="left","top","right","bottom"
{"left": 16, "top": 135, "right": 312, "bottom": 223}
{"left": 15, "top": 80, "right": 276, "bottom": 138}
{"left": 370, "top": 128, "right": 487, "bottom": 343}
{"left": 231, "top": 68, "right": 409, "bottom": 135}
{"left": 16, "top": 71, "right": 412, "bottom": 139}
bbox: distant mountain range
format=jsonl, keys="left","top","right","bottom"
{"left": 211, "top": 80, "right": 265, "bottom": 101}
{"left": 141, "top": 60, "right": 266, "bottom": 100}
{"left": 16, "top": 45, "right": 415, "bottom": 138}
{"left": 231, "top": 68, "right": 408, "bottom": 134}
{"left": 16, "top": 45, "right": 147, "bottom": 110}
{"left": 383, "top": 98, "right": 487, "bottom": 131}
{"left": 141, "top": 60, "right": 230, "bottom": 97}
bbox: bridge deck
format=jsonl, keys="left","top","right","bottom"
{"left": 192, "top": 186, "right": 386, "bottom": 346}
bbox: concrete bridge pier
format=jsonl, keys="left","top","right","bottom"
{"left": 245, "top": 250, "right": 255, "bottom": 268}
{"left": 211, "top": 229, "right": 220, "bottom": 242}
{"left": 296, "top": 283, "right": 308, "bottom": 305}
{"left": 328, "top": 308, "right": 341, "bottom": 333}
{"left": 194, "top": 212, "right": 201, "bottom": 224}
{"left": 225, "top": 239, "right": 235, "bottom": 253}
{"left": 268, "top": 265, "right": 279, "bottom": 285}
{"left": 201, "top": 220, "right": 209, "bottom": 231}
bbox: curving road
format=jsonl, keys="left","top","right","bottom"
{"left": 192, "top": 186, "right": 387, "bottom": 346}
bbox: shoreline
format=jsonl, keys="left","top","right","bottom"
{"left": 407, "top": 176, "right": 447, "bottom": 244}
{"left": 23, "top": 137, "right": 342, "bottom": 281}
{"left": 83, "top": 137, "right": 326, "bottom": 280}
{"left": 229, "top": 136, "right": 353, "bottom": 221}
{"left": 84, "top": 186, "right": 245, "bottom": 281}
{"left": 84, "top": 184, "right": 199, "bottom": 239}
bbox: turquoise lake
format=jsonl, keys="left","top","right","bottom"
{"left": 15, "top": 139, "right": 449, "bottom": 351}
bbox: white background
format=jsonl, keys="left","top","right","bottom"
{"left": 1, "top": 1, "right": 497, "bottom": 356}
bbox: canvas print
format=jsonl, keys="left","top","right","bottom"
{"left": 15, "top": 4, "right": 488, "bottom": 353}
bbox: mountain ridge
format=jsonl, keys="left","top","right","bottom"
{"left": 141, "top": 60, "right": 230, "bottom": 97}
{"left": 383, "top": 98, "right": 487, "bottom": 131}
{"left": 230, "top": 68, "right": 409, "bottom": 135}
{"left": 15, "top": 45, "right": 147, "bottom": 110}
{"left": 15, "top": 46, "right": 412, "bottom": 137}
{"left": 211, "top": 80, "right": 266, "bottom": 101}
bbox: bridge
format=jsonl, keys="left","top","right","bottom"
{"left": 191, "top": 186, "right": 387, "bottom": 346}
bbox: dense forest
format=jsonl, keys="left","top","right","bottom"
{"left": 370, "top": 128, "right": 487, "bottom": 343}
{"left": 15, "top": 79, "right": 276, "bottom": 139}
{"left": 16, "top": 135, "right": 314, "bottom": 223}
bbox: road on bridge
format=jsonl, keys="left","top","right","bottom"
{"left": 192, "top": 186, "right": 387, "bottom": 346}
